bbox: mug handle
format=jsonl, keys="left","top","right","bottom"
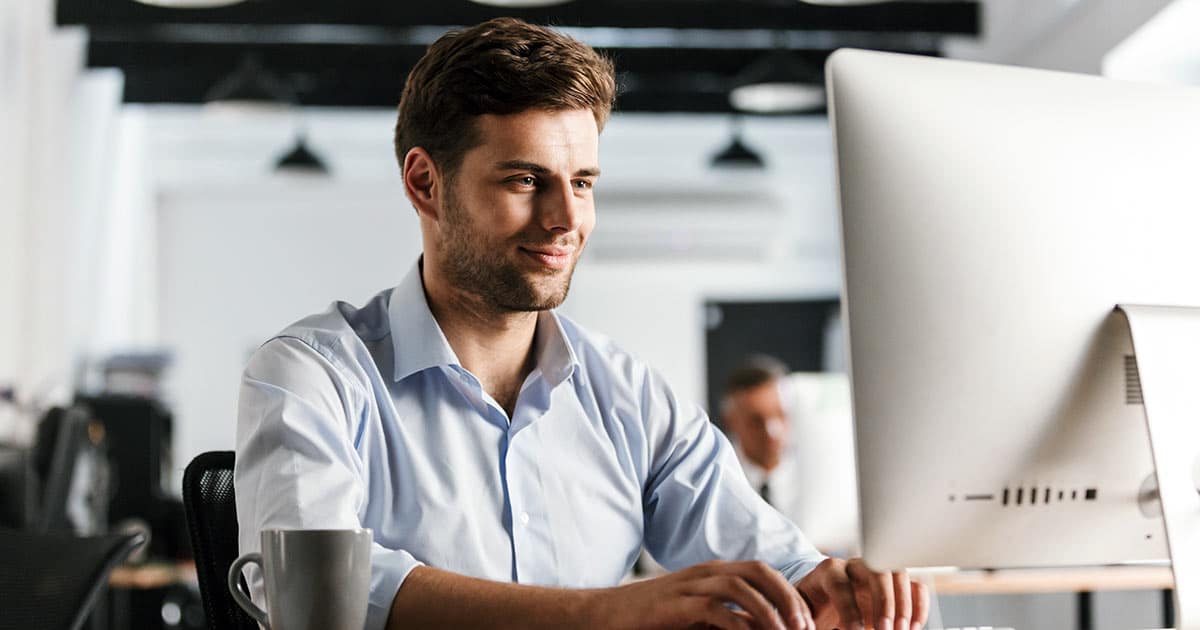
{"left": 228, "top": 552, "right": 271, "bottom": 628}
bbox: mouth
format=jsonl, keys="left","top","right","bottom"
{"left": 519, "top": 245, "right": 575, "bottom": 271}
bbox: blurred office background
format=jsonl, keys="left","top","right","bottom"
{"left": 2, "top": 0, "right": 1197, "bottom": 628}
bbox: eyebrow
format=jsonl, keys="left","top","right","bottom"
{"left": 494, "top": 160, "right": 601, "bottom": 178}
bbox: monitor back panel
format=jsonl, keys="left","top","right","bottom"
{"left": 829, "top": 49, "right": 1200, "bottom": 570}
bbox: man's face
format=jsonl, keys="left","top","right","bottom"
{"left": 724, "top": 381, "right": 790, "bottom": 472}
{"left": 434, "top": 108, "right": 600, "bottom": 311}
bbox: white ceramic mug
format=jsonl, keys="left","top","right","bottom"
{"left": 228, "top": 528, "right": 372, "bottom": 630}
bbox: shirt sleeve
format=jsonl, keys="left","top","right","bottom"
{"left": 235, "top": 336, "right": 422, "bottom": 630}
{"left": 637, "top": 365, "right": 827, "bottom": 585}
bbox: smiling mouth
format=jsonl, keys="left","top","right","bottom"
{"left": 519, "top": 246, "right": 575, "bottom": 270}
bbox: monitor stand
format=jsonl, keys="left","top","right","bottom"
{"left": 1117, "top": 305, "right": 1200, "bottom": 630}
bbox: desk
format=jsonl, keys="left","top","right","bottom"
{"left": 918, "top": 566, "right": 1175, "bottom": 630}
{"left": 108, "top": 560, "right": 197, "bottom": 590}
{"left": 105, "top": 561, "right": 200, "bottom": 629}
{"left": 923, "top": 566, "right": 1174, "bottom": 595}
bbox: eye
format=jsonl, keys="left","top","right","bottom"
{"left": 506, "top": 175, "right": 537, "bottom": 188}
{"left": 573, "top": 179, "right": 594, "bottom": 190}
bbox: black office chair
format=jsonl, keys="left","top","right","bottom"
{"left": 35, "top": 406, "right": 110, "bottom": 534}
{"left": 0, "top": 528, "right": 146, "bottom": 630}
{"left": 182, "top": 451, "right": 258, "bottom": 630}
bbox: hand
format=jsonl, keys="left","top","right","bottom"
{"left": 587, "top": 560, "right": 817, "bottom": 630}
{"left": 794, "top": 558, "right": 929, "bottom": 630}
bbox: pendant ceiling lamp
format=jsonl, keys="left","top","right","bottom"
{"left": 205, "top": 54, "right": 295, "bottom": 113}
{"left": 710, "top": 117, "right": 766, "bottom": 169}
{"left": 729, "top": 49, "right": 825, "bottom": 114}
{"left": 275, "top": 132, "right": 330, "bottom": 175}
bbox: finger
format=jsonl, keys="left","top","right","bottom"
{"left": 892, "top": 571, "right": 912, "bottom": 629}
{"left": 847, "top": 560, "right": 894, "bottom": 630}
{"left": 686, "top": 575, "right": 783, "bottom": 630}
{"left": 692, "top": 596, "right": 755, "bottom": 630}
{"left": 911, "top": 581, "right": 931, "bottom": 630}
{"left": 825, "top": 568, "right": 864, "bottom": 630}
{"left": 730, "top": 561, "right": 808, "bottom": 629}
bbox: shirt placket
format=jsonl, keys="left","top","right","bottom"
{"left": 504, "top": 388, "right": 558, "bottom": 585}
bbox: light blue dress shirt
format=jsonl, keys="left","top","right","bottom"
{"left": 235, "top": 260, "right": 825, "bottom": 630}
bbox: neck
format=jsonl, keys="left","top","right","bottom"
{"left": 735, "top": 441, "right": 778, "bottom": 475}
{"left": 421, "top": 261, "right": 540, "bottom": 414}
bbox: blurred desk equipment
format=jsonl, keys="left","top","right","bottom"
{"left": 828, "top": 49, "right": 1200, "bottom": 628}
{"left": 0, "top": 528, "right": 145, "bottom": 630}
{"left": 182, "top": 450, "right": 259, "bottom": 630}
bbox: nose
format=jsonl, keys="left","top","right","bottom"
{"left": 538, "top": 179, "right": 585, "bottom": 234}
{"left": 764, "top": 416, "right": 787, "bottom": 440}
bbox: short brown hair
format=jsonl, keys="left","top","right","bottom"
{"left": 394, "top": 18, "right": 617, "bottom": 178}
{"left": 724, "top": 355, "right": 789, "bottom": 395}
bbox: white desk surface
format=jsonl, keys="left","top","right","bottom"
{"left": 918, "top": 566, "right": 1173, "bottom": 595}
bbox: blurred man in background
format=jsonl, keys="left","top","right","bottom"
{"left": 723, "top": 355, "right": 860, "bottom": 558}
{"left": 723, "top": 355, "right": 793, "bottom": 506}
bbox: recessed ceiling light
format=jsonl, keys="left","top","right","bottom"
{"left": 798, "top": 0, "right": 897, "bottom": 4}
{"left": 729, "top": 50, "right": 825, "bottom": 114}
{"left": 468, "top": 0, "right": 575, "bottom": 6}
{"left": 133, "top": 0, "right": 249, "bottom": 7}
{"left": 730, "top": 83, "right": 826, "bottom": 114}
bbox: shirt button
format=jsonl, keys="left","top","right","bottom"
{"left": 519, "top": 511, "right": 530, "bottom": 526}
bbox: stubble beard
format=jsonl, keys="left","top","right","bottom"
{"left": 438, "top": 190, "right": 578, "bottom": 312}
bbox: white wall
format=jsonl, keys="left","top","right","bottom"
{"left": 149, "top": 110, "right": 841, "bottom": 476}
{"left": 158, "top": 179, "right": 421, "bottom": 463}
{"left": 945, "top": 0, "right": 1174, "bottom": 74}
{"left": 0, "top": 0, "right": 127, "bottom": 442}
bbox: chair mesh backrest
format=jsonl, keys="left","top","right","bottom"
{"left": 183, "top": 451, "right": 259, "bottom": 630}
{"left": 0, "top": 528, "right": 145, "bottom": 630}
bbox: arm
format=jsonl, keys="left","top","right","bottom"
{"left": 236, "top": 337, "right": 422, "bottom": 630}
{"left": 637, "top": 364, "right": 826, "bottom": 583}
{"left": 387, "top": 561, "right": 814, "bottom": 630}
{"left": 631, "top": 364, "right": 929, "bottom": 630}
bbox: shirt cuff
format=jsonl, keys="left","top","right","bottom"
{"left": 365, "top": 547, "right": 424, "bottom": 630}
{"left": 780, "top": 554, "right": 828, "bottom": 587}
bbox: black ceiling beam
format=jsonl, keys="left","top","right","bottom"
{"left": 88, "top": 39, "right": 938, "bottom": 112}
{"left": 60, "top": 0, "right": 979, "bottom": 34}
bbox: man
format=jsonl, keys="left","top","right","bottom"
{"left": 722, "top": 357, "right": 860, "bottom": 558}
{"left": 236, "top": 17, "right": 928, "bottom": 630}
{"left": 722, "top": 356, "right": 793, "bottom": 506}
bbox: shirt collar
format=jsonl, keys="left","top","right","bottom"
{"left": 732, "top": 440, "right": 769, "bottom": 488}
{"left": 388, "top": 258, "right": 581, "bottom": 385}
{"left": 534, "top": 308, "right": 581, "bottom": 387}
{"left": 389, "top": 260, "right": 462, "bottom": 382}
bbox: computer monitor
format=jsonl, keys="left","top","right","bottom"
{"left": 827, "top": 48, "right": 1200, "bottom": 578}
{"left": 778, "top": 372, "right": 860, "bottom": 557}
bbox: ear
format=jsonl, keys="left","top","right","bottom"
{"left": 403, "top": 147, "right": 442, "bottom": 222}
{"left": 720, "top": 397, "right": 738, "bottom": 430}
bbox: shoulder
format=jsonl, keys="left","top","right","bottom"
{"left": 556, "top": 312, "right": 648, "bottom": 384}
{"left": 249, "top": 288, "right": 393, "bottom": 388}
{"left": 555, "top": 313, "right": 684, "bottom": 412}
